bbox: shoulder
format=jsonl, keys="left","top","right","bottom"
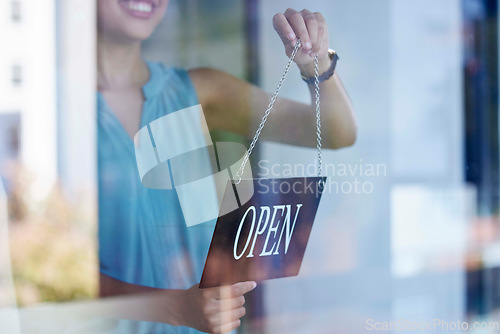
{"left": 186, "top": 67, "right": 258, "bottom": 136}
{"left": 187, "top": 67, "right": 243, "bottom": 89}
{"left": 187, "top": 67, "right": 231, "bottom": 95}
{"left": 187, "top": 67, "right": 252, "bottom": 109}
{"left": 147, "top": 62, "right": 241, "bottom": 88}
{"left": 149, "top": 62, "right": 190, "bottom": 86}
{"left": 145, "top": 62, "right": 200, "bottom": 103}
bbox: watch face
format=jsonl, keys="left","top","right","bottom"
{"left": 330, "top": 51, "right": 339, "bottom": 64}
{"left": 328, "top": 49, "right": 338, "bottom": 59}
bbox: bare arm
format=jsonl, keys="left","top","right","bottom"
{"left": 95, "top": 273, "right": 255, "bottom": 334}
{"left": 190, "top": 9, "right": 356, "bottom": 149}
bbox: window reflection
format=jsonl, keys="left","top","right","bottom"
{"left": 1, "top": 0, "right": 500, "bottom": 333}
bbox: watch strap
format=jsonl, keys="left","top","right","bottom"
{"left": 302, "top": 50, "right": 339, "bottom": 85}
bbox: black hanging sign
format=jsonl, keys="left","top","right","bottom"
{"left": 199, "top": 177, "right": 326, "bottom": 288}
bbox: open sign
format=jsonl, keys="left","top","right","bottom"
{"left": 200, "top": 177, "right": 326, "bottom": 288}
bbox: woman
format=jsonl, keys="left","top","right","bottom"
{"left": 97, "top": 0, "right": 356, "bottom": 333}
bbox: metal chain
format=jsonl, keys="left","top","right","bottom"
{"left": 234, "top": 38, "right": 322, "bottom": 183}
{"left": 314, "top": 54, "right": 322, "bottom": 179}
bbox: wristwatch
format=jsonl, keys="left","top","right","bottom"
{"left": 301, "top": 49, "right": 339, "bottom": 85}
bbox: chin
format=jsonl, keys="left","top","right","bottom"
{"left": 98, "top": 0, "right": 167, "bottom": 43}
{"left": 120, "top": 22, "right": 158, "bottom": 41}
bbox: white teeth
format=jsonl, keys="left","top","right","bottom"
{"left": 127, "top": 2, "right": 152, "bottom": 13}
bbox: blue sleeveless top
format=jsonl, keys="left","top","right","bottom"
{"left": 97, "top": 62, "right": 217, "bottom": 333}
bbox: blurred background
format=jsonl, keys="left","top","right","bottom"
{"left": 1, "top": 0, "right": 500, "bottom": 332}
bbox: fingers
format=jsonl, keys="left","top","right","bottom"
{"left": 207, "top": 307, "right": 245, "bottom": 333}
{"left": 227, "top": 281, "right": 257, "bottom": 298}
{"left": 273, "top": 13, "right": 296, "bottom": 44}
{"left": 203, "top": 281, "right": 256, "bottom": 300}
{"left": 202, "top": 302, "right": 246, "bottom": 333}
{"left": 284, "top": 8, "right": 311, "bottom": 50}
{"left": 198, "top": 282, "right": 255, "bottom": 333}
{"left": 216, "top": 319, "right": 241, "bottom": 334}
{"left": 313, "top": 12, "right": 326, "bottom": 54}
{"left": 204, "top": 314, "right": 243, "bottom": 334}
{"left": 301, "top": 9, "right": 318, "bottom": 53}
{"left": 190, "top": 282, "right": 253, "bottom": 334}
{"left": 217, "top": 295, "right": 245, "bottom": 311}
{"left": 199, "top": 299, "right": 246, "bottom": 333}
{"left": 202, "top": 285, "right": 230, "bottom": 300}
{"left": 275, "top": 8, "right": 327, "bottom": 59}
{"left": 218, "top": 306, "right": 246, "bottom": 324}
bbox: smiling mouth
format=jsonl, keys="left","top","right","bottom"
{"left": 119, "top": 0, "right": 157, "bottom": 18}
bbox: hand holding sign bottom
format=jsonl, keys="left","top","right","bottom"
{"left": 200, "top": 177, "right": 325, "bottom": 288}
{"left": 176, "top": 281, "right": 257, "bottom": 334}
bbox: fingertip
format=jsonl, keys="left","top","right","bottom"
{"left": 234, "top": 281, "right": 257, "bottom": 292}
{"left": 220, "top": 319, "right": 242, "bottom": 334}
{"left": 287, "top": 32, "right": 296, "bottom": 40}
{"left": 234, "top": 281, "right": 248, "bottom": 286}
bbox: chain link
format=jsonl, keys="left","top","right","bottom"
{"left": 314, "top": 54, "right": 322, "bottom": 179}
{"left": 234, "top": 38, "right": 322, "bottom": 183}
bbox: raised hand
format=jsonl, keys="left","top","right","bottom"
{"left": 273, "top": 8, "right": 330, "bottom": 66}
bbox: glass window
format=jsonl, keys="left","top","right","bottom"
{"left": 3, "top": 0, "right": 500, "bottom": 333}
{"left": 11, "top": 0, "right": 21, "bottom": 22}
{"left": 11, "top": 64, "right": 22, "bottom": 86}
